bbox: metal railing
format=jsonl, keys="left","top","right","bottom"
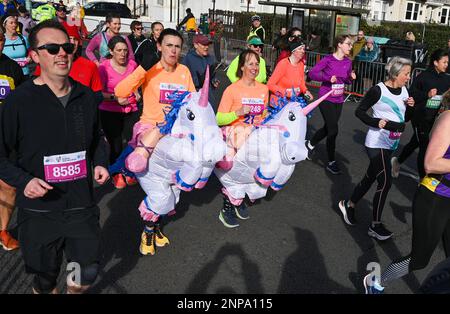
{"left": 179, "top": 34, "right": 426, "bottom": 99}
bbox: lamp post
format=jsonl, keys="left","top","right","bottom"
{"left": 247, "top": 0, "right": 250, "bottom": 13}
{"left": 212, "top": 0, "right": 216, "bottom": 21}
{"left": 177, "top": 0, "right": 180, "bottom": 25}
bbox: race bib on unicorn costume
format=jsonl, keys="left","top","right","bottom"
{"left": 159, "top": 83, "right": 188, "bottom": 104}
{"left": 242, "top": 98, "right": 265, "bottom": 115}
{"left": 331, "top": 84, "right": 345, "bottom": 96}
{"left": 44, "top": 151, "right": 87, "bottom": 183}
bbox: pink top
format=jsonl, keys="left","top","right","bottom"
{"left": 98, "top": 59, "right": 138, "bottom": 113}
{"left": 86, "top": 32, "right": 135, "bottom": 64}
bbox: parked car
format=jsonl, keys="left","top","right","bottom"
{"left": 83, "top": 1, "right": 132, "bottom": 19}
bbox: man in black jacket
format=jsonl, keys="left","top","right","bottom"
{"left": 0, "top": 20, "right": 109, "bottom": 294}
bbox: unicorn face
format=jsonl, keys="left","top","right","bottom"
{"left": 265, "top": 101, "right": 308, "bottom": 144}
{"left": 161, "top": 66, "right": 226, "bottom": 164}
{"left": 170, "top": 90, "right": 219, "bottom": 141}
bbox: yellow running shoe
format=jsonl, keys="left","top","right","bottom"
{"left": 154, "top": 224, "right": 170, "bottom": 247}
{"left": 139, "top": 230, "right": 155, "bottom": 255}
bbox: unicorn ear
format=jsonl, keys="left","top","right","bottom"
{"left": 302, "top": 90, "right": 333, "bottom": 116}
{"left": 199, "top": 66, "right": 210, "bottom": 108}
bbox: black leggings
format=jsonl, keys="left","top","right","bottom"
{"left": 100, "top": 110, "right": 140, "bottom": 167}
{"left": 381, "top": 186, "right": 450, "bottom": 284}
{"left": 350, "top": 147, "right": 393, "bottom": 223}
{"left": 310, "top": 100, "right": 343, "bottom": 162}
{"left": 397, "top": 122, "right": 432, "bottom": 178}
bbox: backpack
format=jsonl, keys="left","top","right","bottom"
{"left": 99, "top": 31, "right": 110, "bottom": 58}
{"left": 134, "top": 38, "right": 149, "bottom": 55}
{"left": 4, "top": 34, "right": 27, "bottom": 51}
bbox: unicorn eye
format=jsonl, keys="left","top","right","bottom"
{"left": 288, "top": 111, "right": 296, "bottom": 121}
{"left": 186, "top": 109, "right": 195, "bottom": 121}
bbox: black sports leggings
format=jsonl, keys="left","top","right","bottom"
{"left": 350, "top": 147, "right": 393, "bottom": 223}
{"left": 381, "top": 186, "right": 450, "bottom": 284}
{"left": 310, "top": 100, "right": 343, "bottom": 162}
{"left": 100, "top": 110, "right": 140, "bottom": 167}
{"left": 397, "top": 121, "right": 432, "bottom": 178}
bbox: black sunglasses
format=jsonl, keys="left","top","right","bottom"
{"left": 36, "top": 43, "right": 75, "bottom": 55}
{"left": 251, "top": 44, "right": 264, "bottom": 49}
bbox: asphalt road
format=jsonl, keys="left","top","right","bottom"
{"left": 0, "top": 69, "right": 445, "bottom": 294}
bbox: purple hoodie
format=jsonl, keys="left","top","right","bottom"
{"left": 308, "top": 54, "right": 353, "bottom": 104}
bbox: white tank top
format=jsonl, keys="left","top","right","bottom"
{"left": 365, "top": 82, "right": 409, "bottom": 150}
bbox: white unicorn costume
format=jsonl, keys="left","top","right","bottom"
{"left": 215, "top": 91, "right": 333, "bottom": 205}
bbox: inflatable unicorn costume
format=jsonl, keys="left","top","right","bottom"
{"left": 111, "top": 67, "right": 226, "bottom": 255}
{"left": 214, "top": 90, "right": 333, "bottom": 224}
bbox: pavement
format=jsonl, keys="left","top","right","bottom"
{"left": 0, "top": 69, "right": 445, "bottom": 294}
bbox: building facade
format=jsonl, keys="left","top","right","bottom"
{"left": 93, "top": 0, "right": 450, "bottom": 25}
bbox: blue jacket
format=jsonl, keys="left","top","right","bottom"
{"left": 182, "top": 49, "right": 216, "bottom": 90}
{"left": 0, "top": 3, "right": 16, "bottom": 17}
{"left": 357, "top": 43, "right": 379, "bottom": 62}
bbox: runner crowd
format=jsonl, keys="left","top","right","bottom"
{"left": 0, "top": 4, "right": 449, "bottom": 294}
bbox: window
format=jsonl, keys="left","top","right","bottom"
{"left": 373, "top": 11, "right": 379, "bottom": 20}
{"left": 405, "top": 2, "right": 420, "bottom": 21}
{"left": 441, "top": 8, "right": 449, "bottom": 24}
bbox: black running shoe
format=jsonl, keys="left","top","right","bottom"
{"left": 326, "top": 161, "right": 341, "bottom": 175}
{"left": 368, "top": 223, "right": 393, "bottom": 241}
{"left": 234, "top": 203, "right": 250, "bottom": 220}
{"left": 219, "top": 197, "right": 239, "bottom": 228}
{"left": 338, "top": 200, "right": 356, "bottom": 225}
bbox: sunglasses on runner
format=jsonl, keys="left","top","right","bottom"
{"left": 36, "top": 43, "right": 75, "bottom": 55}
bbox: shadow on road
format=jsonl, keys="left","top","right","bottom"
{"left": 277, "top": 227, "right": 354, "bottom": 293}
{"left": 185, "top": 243, "right": 264, "bottom": 294}
{"left": 89, "top": 185, "right": 144, "bottom": 294}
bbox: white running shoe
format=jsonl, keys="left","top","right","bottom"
{"left": 363, "top": 273, "right": 385, "bottom": 294}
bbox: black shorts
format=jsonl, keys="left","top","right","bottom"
{"left": 17, "top": 206, "right": 100, "bottom": 275}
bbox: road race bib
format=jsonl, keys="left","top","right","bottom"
{"left": 242, "top": 98, "right": 265, "bottom": 115}
{"left": 159, "top": 83, "right": 187, "bottom": 104}
{"left": 43, "top": 151, "right": 87, "bottom": 183}
{"left": 0, "top": 79, "right": 12, "bottom": 100}
{"left": 14, "top": 57, "right": 28, "bottom": 68}
{"left": 331, "top": 84, "right": 345, "bottom": 96}
{"left": 389, "top": 131, "right": 402, "bottom": 140}
{"left": 426, "top": 95, "right": 443, "bottom": 110}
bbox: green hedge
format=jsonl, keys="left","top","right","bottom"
{"left": 361, "top": 19, "right": 450, "bottom": 56}
{"left": 216, "top": 10, "right": 450, "bottom": 56}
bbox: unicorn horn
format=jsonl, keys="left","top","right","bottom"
{"left": 199, "top": 66, "right": 210, "bottom": 107}
{"left": 302, "top": 90, "right": 334, "bottom": 116}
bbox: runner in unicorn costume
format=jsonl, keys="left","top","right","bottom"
{"left": 111, "top": 67, "right": 226, "bottom": 255}
{"left": 215, "top": 89, "right": 333, "bottom": 228}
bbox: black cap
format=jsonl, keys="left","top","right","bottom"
{"left": 56, "top": 5, "right": 67, "bottom": 12}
